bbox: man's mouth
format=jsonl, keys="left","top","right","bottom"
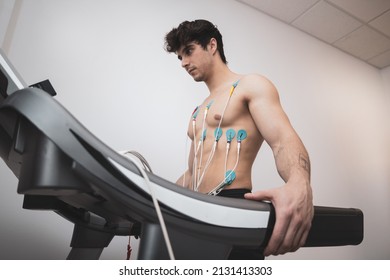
{"left": 187, "top": 68, "right": 196, "bottom": 75}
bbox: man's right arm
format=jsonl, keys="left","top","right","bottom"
{"left": 176, "top": 138, "right": 195, "bottom": 188}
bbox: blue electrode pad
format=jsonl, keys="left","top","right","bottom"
{"left": 214, "top": 127, "right": 223, "bottom": 141}
{"left": 224, "top": 170, "right": 236, "bottom": 185}
{"left": 226, "top": 129, "right": 236, "bottom": 142}
{"left": 237, "top": 129, "right": 247, "bottom": 141}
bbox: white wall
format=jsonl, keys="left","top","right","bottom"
{"left": 0, "top": 0, "right": 12, "bottom": 46}
{"left": 382, "top": 66, "right": 390, "bottom": 98}
{"left": 0, "top": 0, "right": 389, "bottom": 259}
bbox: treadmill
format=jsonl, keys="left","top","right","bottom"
{"left": 0, "top": 49, "right": 363, "bottom": 259}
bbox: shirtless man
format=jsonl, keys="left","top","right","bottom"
{"left": 164, "top": 20, "right": 313, "bottom": 257}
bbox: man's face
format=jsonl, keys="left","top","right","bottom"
{"left": 177, "top": 42, "right": 212, "bottom": 82}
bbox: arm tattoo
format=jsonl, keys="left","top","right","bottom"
{"left": 274, "top": 146, "right": 311, "bottom": 181}
{"left": 299, "top": 153, "right": 311, "bottom": 174}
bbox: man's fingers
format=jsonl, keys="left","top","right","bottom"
{"left": 269, "top": 205, "right": 312, "bottom": 255}
{"left": 244, "top": 190, "right": 272, "bottom": 201}
{"left": 264, "top": 203, "right": 291, "bottom": 256}
{"left": 244, "top": 187, "right": 312, "bottom": 256}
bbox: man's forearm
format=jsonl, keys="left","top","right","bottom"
{"left": 273, "top": 136, "right": 311, "bottom": 183}
{"left": 176, "top": 170, "right": 192, "bottom": 188}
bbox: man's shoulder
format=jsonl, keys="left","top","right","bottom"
{"left": 238, "top": 73, "right": 273, "bottom": 84}
{"left": 238, "top": 74, "right": 278, "bottom": 98}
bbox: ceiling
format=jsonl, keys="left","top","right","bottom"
{"left": 236, "top": 0, "right": 390, "bottom": 69}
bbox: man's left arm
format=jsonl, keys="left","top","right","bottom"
{"left": 243, "top": 75, "right": 314, "bottom": 256}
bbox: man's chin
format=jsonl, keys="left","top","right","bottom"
{"left": 192, "top": 75, "right": 204, "bottom": 82}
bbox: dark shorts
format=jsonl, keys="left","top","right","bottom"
{"left": 217, "top": 188, "right": 265, "bottom": 260}
{"left": 218, "top": 188, "right": 251, "bottom": 198}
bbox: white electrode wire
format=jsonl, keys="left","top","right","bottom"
{"left": 196, "top": 108, "right": 209, "bottom": 184}
{"left": 207, "top": 142, "right": 241, "bottom": 196}
{"left": 193, "top": 140, "right": 204, "bottom": 190}
{"left": 122, "top": 150, "right": 153, "bottom": 173}
{"left": 214, "top": 83, "right": 237, "bottom": 133}
{"left": 195, "top": 140, "right": 217, "bottom": 189}
{"left": 182, "top": 135, "right": 190, "bottom": 188}
{"left": 191, "top": 120, "right": 198, "bottom": 189}
{"left": 183, "top": 136, "right": 203, "bottom": 189}
{"left": 192, "top": 82, "right": 239, "bottom": 192}
{"left": 224, "top": 142, "right": 231, "bottom": 175}
{"left": 230, "top": 142, "right": 241, "bottom": 175}
{"left": 196, "top": 92, "right": 233, "bottom": 190}
{"left": 126, "top": 157, "right": 175, "bottom": 260}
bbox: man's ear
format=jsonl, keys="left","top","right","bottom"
{"left": 208, "top": 38, "right": 218, "bottom": 55}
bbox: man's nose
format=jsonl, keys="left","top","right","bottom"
{"left": 181, "top": 57, "right": 189, "bottom": 68}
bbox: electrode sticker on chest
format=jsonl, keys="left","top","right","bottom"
{"left": 185, "top": 80, "right": 251, "bottom": 195}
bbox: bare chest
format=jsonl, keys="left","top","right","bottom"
{"left": 189, "top": 92, "right": 250, "bottom": 141}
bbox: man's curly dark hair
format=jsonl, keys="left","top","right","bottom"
{"left": 164, "top": 19, "right": 227, "bottom": 64}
